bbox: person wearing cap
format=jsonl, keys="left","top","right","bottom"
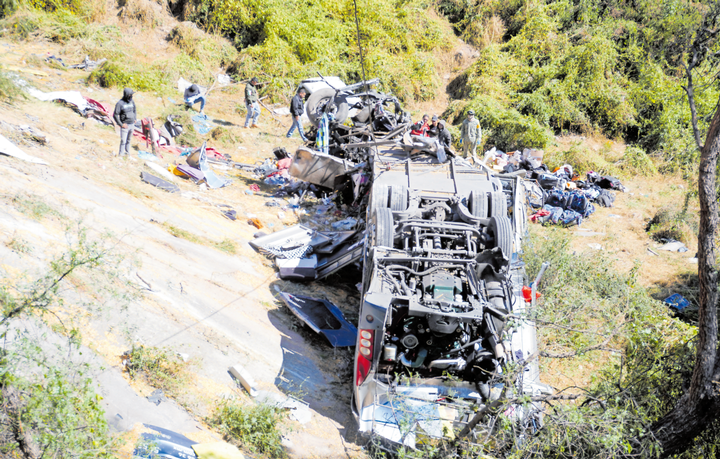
{"left": 427, "top": 114, "right": 439, "bottom": 138}
{"left": 244, "top": 77, "right": 261, "bottom": 128}
{"left": 287, "top": 88, "right": 308, "bottom": 141}
{"left": 184, "top": 83, "right": 206, "bottom": 116}
{"left": 113, "top": 87, "right": 137, "bottom": 157}
{"left": 460, "top": 109, "right": 481, "bottom": 159}
{"left": 438, "top": 119, "right": 452, "bottom": 152}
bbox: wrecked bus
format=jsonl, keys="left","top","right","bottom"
{"left": 352, "top": 147, "right": 550, "bottom": 448}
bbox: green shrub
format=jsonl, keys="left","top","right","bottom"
{"left": 182, "top": 0, "right": 452, "bottom": 102}
{"left": 88, "top": 61, "right": 166, "bottom": 92}
{"left": 620, "top": 146, "right": 658, "bottom": 176}
{"left": 125, "top": 345, "right": 193, "bottom": 396}
{"left": 0, "top": 66, "right": 22, "bottom": 102}
{"left": 208, "top": 400, "right": 285, "bottom": 457}
{"left": 0, "top": 0, "right": 17, "bottom": 17}
{"left": 645, "top": 196, "right": 698, "bottom": 245}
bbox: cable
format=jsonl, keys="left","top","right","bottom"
{"left": 352, "top": 0, "right": 368, "bottom": 95}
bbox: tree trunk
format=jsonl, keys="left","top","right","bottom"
{"left": 649, "top": 104, "right": 720, "bottom": 456}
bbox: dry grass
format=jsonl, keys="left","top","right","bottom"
{"left": 463, "top": 15, "right": 506, "bottom": 49}
{"left": 118, "top": 0, "right": 169, "bottom": 28}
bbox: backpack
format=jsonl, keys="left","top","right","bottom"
{"left": 541, "top": 205, "right": 564, "bottom": 225}
{"left": 595, "top": 190, "right": 616, "bottom": 207}
{"left": 164, "top": 116, "right": 184, "bottom": 137}
{"left": 597, "top": 176, "right": 622, "bottom": 190}
{"left": 545, "top": 189, "right": 569, "bottom": 208}
{"left": 537, "top": 173, "right": 560, "bottom": 190}
{"left": 559, "top": 209, "right": 583, "bottom": 227}
{"left": 567, "top": 192, "right": 595, "bottom": 218}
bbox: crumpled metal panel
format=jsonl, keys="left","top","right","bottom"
{"left": 289, "top": 147, "right": 351, "bottom": 188}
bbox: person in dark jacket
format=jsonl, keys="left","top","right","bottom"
{"left": 286, "top": 88, "right": 307, "bottom": 141}
{"left": 426, "top": 114, "right": 439, "bottom": 138}
{"left": 184, "top": 83, "right": 206, "bottom": 115}
{"left": 437, "top": 119, "right": 452, "bottom": 155}
{"left": 113, "top": 88, "right": 137, "bottom": 157}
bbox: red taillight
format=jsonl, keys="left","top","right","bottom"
{"left": 356, "top": 329, "right": 374, "bottom": 386}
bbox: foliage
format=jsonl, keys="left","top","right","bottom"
{"left": 438, "top": 0, "right": 720, "bottom": 166}
{"left": 0, "top": 228, "right": 129, "bottom": 457}
{"left": 543, "top": 140, "right": 622, "bottom": 176}
{"left": 0, "top": 66, "right": 22, "bottom": 102}
{"left": 208, "top": 399, "right": 286, "bottom": 457}
{"left": 619, "top": 146, "right": 658, "bottom": 176}
{"left": 89, "top": 61, "right": 167, "bottom": 93}
{"left": 10, "top": 193, "right": 62, "bottom": 220}
{"left": 125, "top": 345, "right": 193, "bottom": 396}
{"left": 512, "top": 226, "right": 695, "bottom": 457}
{"left": 179, "top": 0, "right": 452, "bottom": 102}
{"left": 0, "top": 0, "right": 18, "bottom": 18}
{"left": 645, "top": 194, "right": 698, "bottom": 245}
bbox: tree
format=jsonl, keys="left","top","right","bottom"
{"left": 647, "top": 5, "right": 720, "bottom": 455}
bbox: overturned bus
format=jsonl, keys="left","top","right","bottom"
{"left": 352, "top": 146, "right": 550, "bottom": 448}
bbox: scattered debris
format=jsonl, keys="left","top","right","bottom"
{"left": 277, "top": 292, "right": 358, "bottom": 347}
{"left": 133, "top": 424, "right": 198, "bottom": 459}
{"left": 26, "top": 88, "right": 114, "bottom": 125}
{"left": 147, "top": 389, "right": 165, "bottom": 405}
{"left": 0, "top": 133, "right": 48, "bottom": 165}
{"left": 657, "top": 239, "right": 689, "bottom": 252}
{"left": 140, "top": 172, "right": 180, "bottom": 193}
{"left": 145, "top": 161, "right": 176, "bottom": 182}
{"left": 664, "top": 293, "right": 690, "bottom": 313}
{"left": 228, "top": 365, "right": 259, "bottom": 397}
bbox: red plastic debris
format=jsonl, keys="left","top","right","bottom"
{"left": 522, "top": 285, "right": 542, "bottom": 303}
{"left": 249, "top": 184, "right": 260, "bottom": 192}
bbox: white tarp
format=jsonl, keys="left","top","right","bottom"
{"left": 177, "top": 77, "right": 207, "bottom": 94}
{"left": 144, "top": 161, "right": 175, "bottom": 182}
{"left": 26, "top": 89, "right": 91, "bottom": 112}
{"left": 0, "top": 134, "right": 48, "bottom": 165}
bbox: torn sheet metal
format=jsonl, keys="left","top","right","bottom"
{"left": 250, "top": 224, "right": 331, "bottom": 258}
{"left": 0, "top": 134, "right": 48, "bottom": 165}
{"left": 315, "top": 237, "right": 364, "bottom": 280}
{"left": 289, "top": 147, "right": 351, "bottom": 188}
{"left": 198, "top": 142, "right": 231, "bottom": 189}
{"left": 140, "top": 172, "right": 180, "bottom": 193}
{"left": 275, "top": 256, "right": 317, "bottom": 280}
{"left": 133, "top": 424, "right": 198, "bottom": 459}
{"left": 278, "top": 292, "right": 358, "bottom": 347}
{"left": 313, "top": 231, "right": 356, "bottom": 254}
{"left": 176, "top": 164, "right": 205, "bottom": 183}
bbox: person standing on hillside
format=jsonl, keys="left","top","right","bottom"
{"left": 287, "top": 88, "right": 308, "bottom": 141}
{"left": 244, "top": 77, "right": 261, "bottom": 128}
{"left": 460, "top": 109, "right": 481, "bottom": 160}
{"left": 113, "top": 88, "right": 137, "bottom": 157}
{"left": 184, "top": 83, "right": 206, "bottom": 116}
